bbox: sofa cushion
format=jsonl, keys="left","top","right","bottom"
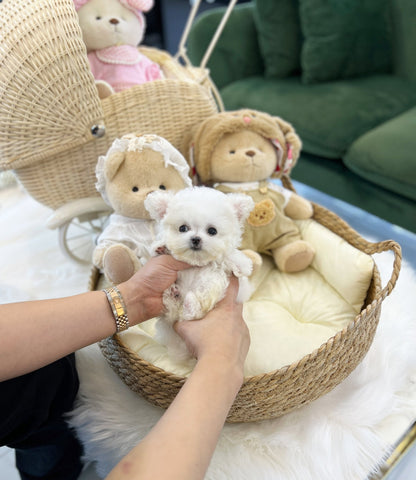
{"left": 299, "top": 0, "right": 392, "bottom": 84}
{"left": 253, "top": 0, "right": 302, "bottom": 79}
{"left": 187, "top": 4, "right": 264, "bottom": 90}
{"left": 221, "top": 74, "right": 416, "bottom": 159}
{"left": 344, "top": 107, "right": 416, "bottom": 202}
{"left": 291, "top": 153, "right": 416, "bottom": 233}
{"left": 391, "top": 0, "right": 416, "bottom": 81}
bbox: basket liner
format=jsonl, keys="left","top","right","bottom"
{"left": 97, "top": 190, "right": 402, "bottom": 423}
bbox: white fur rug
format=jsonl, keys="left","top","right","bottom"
{"left": 69, "top": 252, "right": 416, "bottom": 480}
{"left": 1, "top": 184, "right": 415, "bottom": 480}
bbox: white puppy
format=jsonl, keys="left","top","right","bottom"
{"left": 144, "top": 186, "right": 254, "bottom": 361}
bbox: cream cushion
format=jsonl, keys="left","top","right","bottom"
{"left": 120, "top": 219, "right": 374, "bottom": 377}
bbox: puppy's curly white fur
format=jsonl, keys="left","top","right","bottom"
{"left": 144, "top": 186, "right": 254, "bottom": 361}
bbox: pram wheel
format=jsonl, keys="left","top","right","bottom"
{"left": 46, "top": 197, "right": 112, "bottom": 265}
{"left": 58, "top": 210, "right": 110, "bottom": 265}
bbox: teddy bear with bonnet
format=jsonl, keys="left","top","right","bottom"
{"left": 188, "top": 109, "right": 315, "bottom": 273}
{"left": 74, "top": 0, "right": 163, "bottom": 97}
{"left": 94, "top": 133, "right": 192, "bottom": 284}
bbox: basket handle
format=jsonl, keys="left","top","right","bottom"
{"left": 281, "top": 176, "right": 402, "bottom": 303}
{"left": 362, "top": 239, "right": 402, "bottom": 303}
{"left": 175, "top": 0, "right": 238, "bottom": 69}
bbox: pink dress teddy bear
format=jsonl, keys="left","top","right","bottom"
{"left": 74, "top": 0, "right": 163, "bottom": 93}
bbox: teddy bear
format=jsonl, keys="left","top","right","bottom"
{"left": 188, "top": 109, "right": 315, "bottom": 273}
{"left": 93, "top": 133, "right": 192, "bottom": 284}
{"left": 74, "top": 0, "right": 163, "bottom": 97}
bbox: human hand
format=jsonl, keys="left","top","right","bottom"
{"left": 118, "top": 255, "right": 189, "bottom": 325}
{"left": 174, "top": 276, "right": 250, "bottom": 375}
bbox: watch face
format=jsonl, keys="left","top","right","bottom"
{"left": 113, "top": 295, "right": 124, "bottom": 315}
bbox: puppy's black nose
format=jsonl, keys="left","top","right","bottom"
{"left": 191, "top": 236, "right": 202, "bottom": 249}
{"left": 109, "top": 18, "right": 120, "bottom": 25}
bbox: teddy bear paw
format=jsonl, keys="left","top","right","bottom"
{"left": 273, "top": 240, "right": 315, "bottom": 273}
{"left": 103, "top": 244, "right": 139, "bottom": 284}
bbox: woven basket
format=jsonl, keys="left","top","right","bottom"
{"left": 96, "top": 178, "right": 402, "bottom": 423}
{"left": 0, "top": 0, "right": 219, "bottom": 210}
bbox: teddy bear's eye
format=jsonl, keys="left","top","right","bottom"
{"left": 159, "top": 185, "right": 166, "bottom": 190}
{"left": 179, "top": 225, "right": 189, "bottom": 233}
{"left": 132, "top": 186, "right": 139, "bottom": 192}
{"left": 229, "top": 150, "right": 235, "bottom": 154}
{"left": 96, "top": 16, "right": 102, "bottom": 20}
{"left": 207, "top": 227, "right": 217, "bottom": 236}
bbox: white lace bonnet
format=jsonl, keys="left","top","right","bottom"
{"left": 96, "top": 133, "right": 192, "bottom": 204}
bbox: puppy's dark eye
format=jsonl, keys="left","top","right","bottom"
{"left": 179, "top": 225, "right": 189, "bottom": 233}
{"left": 207, "top": 227, "right": 217, "bottom": 236}
{"left": 159, "top": 185, "right": 166, "bottom": 190}
{"left": 132, "top": 186, "right": 139, "bottom": 192}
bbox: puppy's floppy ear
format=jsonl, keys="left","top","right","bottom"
{"left": 104, "top": 152, "right": 126, "bottom": 182}
{"left": 227, "top": 193, "right": 255, "bottom": 225}
{"left": 144, "top": 190, "right": 175, "bottom": 221}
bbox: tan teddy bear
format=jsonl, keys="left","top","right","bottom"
{"left": 188, "top": 109, "right": 315, "bottom": 273}
{"left": 94, "top": 133, "right": 192, "bottom": 284}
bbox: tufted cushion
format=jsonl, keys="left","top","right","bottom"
{"left": 119, "top": 219, "right": 374, "bottom": 378}
{"left": 344, "top": 106, "right": 416, "bottom": 202}
{"left": 299, "top": 0, "right": 392, "bottom": 84}
{"left": 220, "top": 75, "right": 416, "bottom": 158}
{"left": 391, "top": 0, "right": 416, "bottom": 81}
{"left": 253, "top": 0, "right": 302, "bottom": 79}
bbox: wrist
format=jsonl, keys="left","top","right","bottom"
{"left": 196, "top": 355, "right": 245, "bottom": 393}
{"left": 102, "top": 286, "right": 129, "bottom": 332}
{"left": 117, "top": 281, "right": 147, "bottom": 327}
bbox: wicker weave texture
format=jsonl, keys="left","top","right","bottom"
{"left": 0, "top": 0, "right": 103, "bottom": 171}
{"left": 14, "top": 79, "right": 218, "bottom": 209}
{"left": 98, "top": 194, "right": 402, "bottom": 423}
{"left": 0, "top": 1, "right": 218, "bottom": 209}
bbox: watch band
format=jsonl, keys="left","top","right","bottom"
{"left": 103, "top": 285, "right": 129, "bottom": 333}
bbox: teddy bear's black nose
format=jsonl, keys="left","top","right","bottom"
{"left": 109, "top": 18, "right": 120, "bottom": 25}
{"left": 190, "top": 236, "right": 202, "bottom": 250}
{"left": 246, "top": 150, "right": 256, "bottom": 157}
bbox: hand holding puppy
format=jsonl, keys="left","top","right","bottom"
{"left": 144, "top": 186, "right": 254, "bottom": 361}
{"left": 118, "top": 254, "right": 190, "bottom": 326}
{"left": 174, "top": 276, "right": 250, "bottom": 372}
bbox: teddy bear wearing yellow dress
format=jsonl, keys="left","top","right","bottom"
{"left": 188, "top": 109, "right": 315, "bottom": 273}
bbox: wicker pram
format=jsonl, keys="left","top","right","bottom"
{"left": 0, "top": 0, "right": 402, "bottom": 423}
{"left": 0, "top": 0, "right": 230, "bottom": 261}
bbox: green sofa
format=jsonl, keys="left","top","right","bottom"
{"left": 187, "top": 0, "right": 416, "bottom": 233}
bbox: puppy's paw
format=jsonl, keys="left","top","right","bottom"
{"left": 168, "top": 283, "right": 181, "bottom": 300}
{"left": 155, "top": 245, "right": 169, "bottom": 256}
{"left": 242, "top": 249, "right": 263, "bottom": 276}
{"left": 183, "top": 292, "right": 202, "bottom": 320}
{"left": 232, "top": 253, "right": 253, "bottom": 278}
